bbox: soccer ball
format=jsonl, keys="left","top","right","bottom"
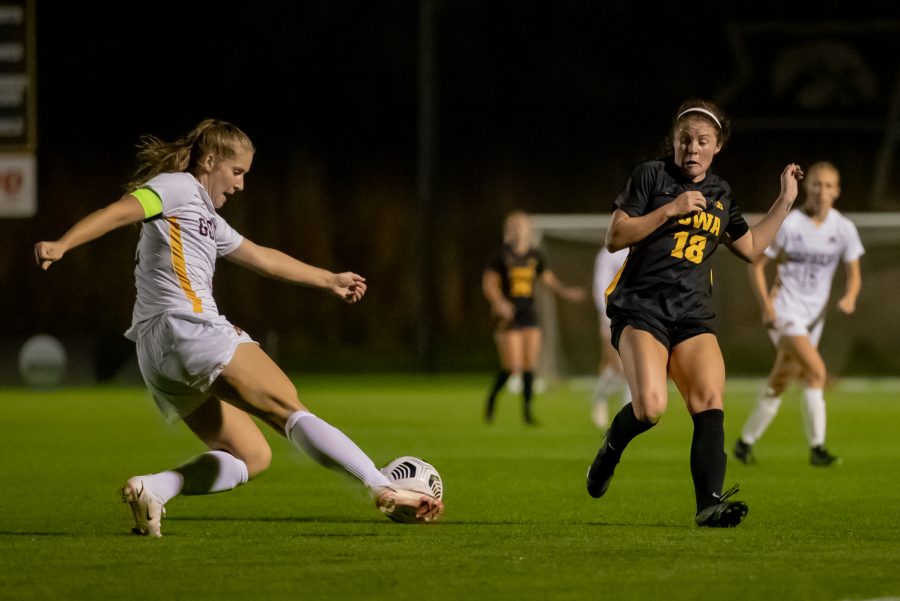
{"left": 18, "top": 334, "right": 67, "bottom": 387}
{"left": 379, "top": 456, "right": 444, "bottom": 523}
{"left": 381, "top": 456, "right": 443, "bottom": 499}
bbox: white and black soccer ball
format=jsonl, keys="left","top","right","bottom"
{"left": 380, "top": 456, "right": 444, "bottom": 501}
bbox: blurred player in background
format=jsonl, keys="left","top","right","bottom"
{"left": 735, "top": 161, "right": 863, "bottom": 467}
{"left": 585, "top": 98, "right": 804, "bottom": 527}
{"left": 591, "top": 245, "right": 631, "bottom": 429}
{"left": 34, "top": 119, "right": 442, "bottom": 537}
{"left": 482, "top": 210, "right": 587, "bottom": 425}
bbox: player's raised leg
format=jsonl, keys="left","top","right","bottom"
{"left": 587, "top": 327, "right": 663, "bottom": 498}
{"left": 213, "top": 342, "right": 444, "bottom": 521}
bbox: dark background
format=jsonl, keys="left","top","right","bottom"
{"left": 3, "top": 1, "right": 900, "bottom": 381}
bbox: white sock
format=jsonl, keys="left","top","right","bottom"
{"left": 139, "top": 471, "right": 183, "bottom": 504}
{"left": 177, "top": 450, "right": 249, "bottom": 496}
{"left": 802, "top": 387, "right": 827, "bottom": 447}
{"left": 285, "top": 411, "right": 391, "bottom": 489}
{"left": 620, "top": 383, "right": 632, "bottom": 407}
{"left": 741, "top": 389, "right": 782, "bottom": 445}
{"left": 591, "top": 398, "right": 609, "bottom": 429}
{"left": 141, "top": 450, "right": 249, "bottom": 503}
{"left": 593, "top": 366, "right": 620, "bottom": 403}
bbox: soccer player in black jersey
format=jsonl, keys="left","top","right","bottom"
{"left": 585, "top": 99, "right": 804, "bottom": 527}
{"left": 483, "top": 211, "right": 586, "bottom": 424}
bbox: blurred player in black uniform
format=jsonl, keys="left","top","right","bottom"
{"left": 482, "top": 211, "right": 586, "bottom": 424}
{"left": 585, "top": 99, "right": 804, "bottom": 527}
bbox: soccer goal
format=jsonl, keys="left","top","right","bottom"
{"left": 530, "top": 212, "right": 900, "bottom": 383}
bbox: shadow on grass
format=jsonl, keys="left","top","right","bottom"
{"left": 168, "top": 516, "right": 696, "bottom": 528}
{"left": 0, "top": 531, "right": 72, "bottom": 536}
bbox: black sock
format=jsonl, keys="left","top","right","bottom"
{"left": 522, "top": 371, "right": 534, "bottom": 422}
{"left": 691, "top": 409, "right": 727, "bottom": 513}
{"left": 605, "top": 402, "right": 654, "bottom": 457}
{"left": 485, "top": 370, "right": 510, "bottom": 420}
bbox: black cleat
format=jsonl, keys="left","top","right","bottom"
{"left": 586, "top": 436, "right": 620, "bottom": 498}
{"left": 733, "top": 439, "right": 755, "bottom": 465}
{"left": 696, "top": 484, "right": 748, "bottom": 528}
{"left": 810, "top": 445, "right": 840, "bottom": 467}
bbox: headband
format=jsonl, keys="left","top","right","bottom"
{"left": 676, "top": 107, "right": 722, "bottom": 130}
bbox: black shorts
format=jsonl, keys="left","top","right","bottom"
{"left": 497, "top": 307, "right": 539, "bottom": 331}
{"left": 609, "top": 310, "right": 715, "bottom": 352}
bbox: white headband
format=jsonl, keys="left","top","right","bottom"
{"left": 676, "top": 107, "right": 722, "bottom": 130}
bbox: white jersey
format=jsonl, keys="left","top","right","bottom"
{"left": 124, "top": 172, "right": 244, "bottom": 340}
{"left": 593, "top": 247, "right": 629, "bottom": 315}
{"left": 767, "top": 208, "right": 864, "bottom": 326}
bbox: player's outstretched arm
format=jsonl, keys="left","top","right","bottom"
{"left": 225, "top": 239, "right": 367, "bottom": 303}
{"left": 541, "top": 269, "right": 587, "bottom": 302}
{"left": 34, "top": 195, "right": 145, "bottom": 270}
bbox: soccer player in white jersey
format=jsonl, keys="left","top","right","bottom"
{"left": 34, "top": 119, "right": 443, "bottom": 536}
{"left": 734, "top": 161, "right": 863, "bottom": 467}
{"left": 590, "top": 245, "right": 631, "bottom": 429}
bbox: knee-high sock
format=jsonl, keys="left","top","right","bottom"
{"left": 740, "top": 388, "right": 782, "bottom": 445}
{"left": 593, "top": 366, "right": 624, "bottom": 405}
{"left": 802, "top": 387, "right": 827, "bottom": 447}
{"left": 140, "top": 450, "right": 249, "bottom": 504}
{"left": 691, "top": 409, "right": 727, "bottom": 513}
{"left": 522, "top": 371, "right": 534, "bottom": 419}
{"left": 485, "top": 370, "right": 510, "bottom": 419}
{"left": 606, "top": 402, "right": 654, "bottom": 456}
{"left": 285, "top": 410, "right": 391, "bottom": 489}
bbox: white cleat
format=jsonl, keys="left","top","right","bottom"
{"left": 121, "top": 476, "right": 166, "bottom": 538}
{"left": 374, "top": 487, "right": 444, "bottom": 524}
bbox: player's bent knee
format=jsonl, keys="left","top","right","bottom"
{"left": 803, "top": 369, "right": 827, "bottom": 389}
{"left": 686, "top": 390, "right": 723, "bottom": 413}
{"left": 242, "top": 444, "right": 273, "bottom": 478}
{"left": 632, "top": 395, "right": 666, "bottom": 423}
{"left": 641, "top": 410, "right": 664, "bottom": 424}
{"left": 768, "top": 380, "right": 789, "bottom": 396}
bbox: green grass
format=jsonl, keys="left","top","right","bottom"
{"left": 1, "top": 374, "right": 899, "bottom": 601}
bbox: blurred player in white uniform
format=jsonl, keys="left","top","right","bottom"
{"left": 735, "top": 161, "right": 863, "bottom": 467}
{"left": 34, "top": 119, "right": 442, "bottom": 536}
{"left": 590, "top": 245, "right": 631, "bottom": 429}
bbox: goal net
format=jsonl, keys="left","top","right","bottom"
{"left": 531, "top": 212, "right": 900, "bottom": 382}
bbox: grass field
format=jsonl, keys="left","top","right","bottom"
{"left": 1, "top": 374, "right": 899, "bottom": 601}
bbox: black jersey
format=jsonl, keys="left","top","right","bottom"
{"left": 485, "top": 245, "right": 546, "bottom": 328}
{"left": 607, "top": 158, "right": 749, "bottom": 323}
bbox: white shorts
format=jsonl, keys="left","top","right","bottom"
{"left": 134, "top": 312, "right": 257, "bottom": 423}
{"left": 767, "top": 313, "right": 824, "bottom": 348}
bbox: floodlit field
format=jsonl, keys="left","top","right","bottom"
{"left": 1, "top": 375, "right": 898, "bottom": 601}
